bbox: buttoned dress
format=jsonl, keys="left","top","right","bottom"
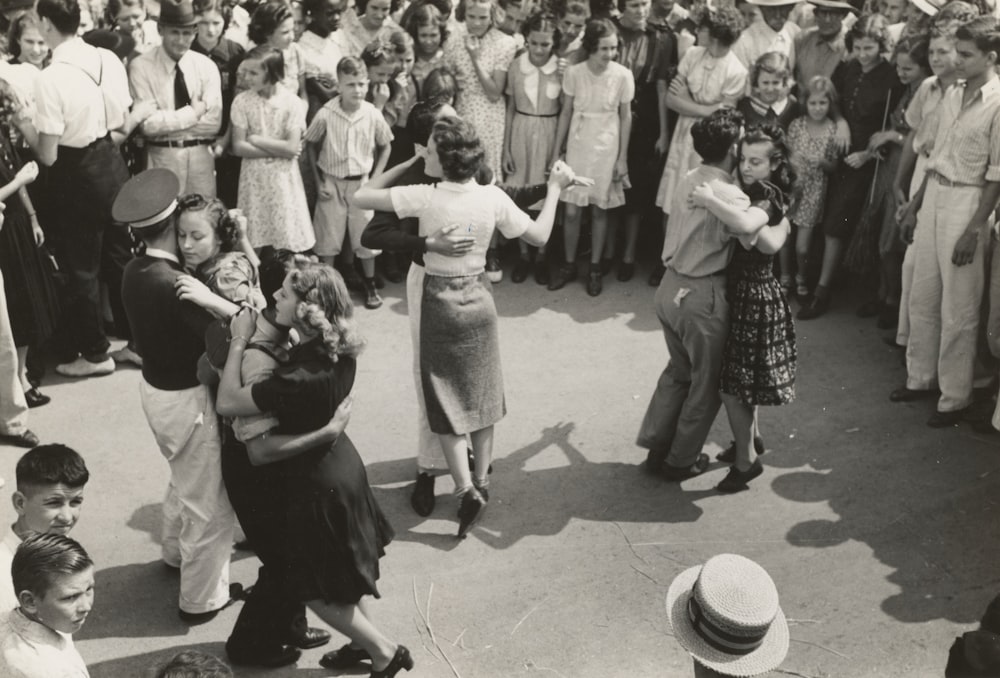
{"left": 504, "top": 53, "right": 560, "bottom": 193}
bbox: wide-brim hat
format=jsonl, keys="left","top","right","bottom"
{"left": 666, "top": 554, "right": 789, "bottom": 677}
{"left": 807, "top": 0, "right": 859, "bottom": 13}
{"left": 159, "top": 0, "right": 197, "bottom": 27}
{"left": 747, "top": 0, "right": 799, "bottom": 6}
{"left": 910, "top": 0, "right": 944, "bottom": 16}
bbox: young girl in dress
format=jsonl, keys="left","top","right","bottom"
{"left": 230, "top": 45, "right": 315, "bottom": 253}
{"left": 549, "top": 18, "right": 633, "bottom": 297}
{"left": 503, "top": 12, "right": 561, "bottom": 285}
{"left": 444, "top": 0, "right": 517, "bottom": 280}
{"left": 248, "top": 1, "right": 307, "bottom": 101}
{"left": 784, "top": 76, "right": 840, "bottom": 300}
{"left": 405, "top": 3, "right": 447, "bottom": 93}
{"left": 655, "top": 4, "right": 746, "bottom": 221}
{"left": 689, "top": 123, "right": 797, "bottom": 493}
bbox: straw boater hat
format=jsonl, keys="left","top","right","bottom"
{"left": 665, "top": 554, "right": 789, "bottom": 677}
{"left": 910, "top": 0, "right": 945, "bottom": 17}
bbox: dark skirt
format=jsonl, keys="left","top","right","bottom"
{"left": 420, "top": 272, "right": 506, "bottom": 435}
{"left": 285, "top": 435, "right": 394, "bottom": 606}
{"left": 0, "top": 200, "right": 59, "bottom": 347}
{"left": 720, "top": 248, "right": 797, "bottom": 406}
{"left": 820, "top": 161, "right": 877, "bottom": 240}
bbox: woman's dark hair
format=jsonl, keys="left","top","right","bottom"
{"left": 431, "top": 115, "right": 484, "bottom": 181}
{"left": 845, "top": 13, "right": 892, "bottom": 53}
{"left": 177, "top": 194, "right": 241, "bottom": 253}
{"left": 7, "top": 13, "right": 41, "bottom": 60}
{"left": 357, "top": 0, "right": 404, "bottom": 17}
{"left": 690, "top": 4, "right": 744, "bottom": 47}
{"left": 404, "top": 2, "right": 449, "bottom": 47}
{"left": 35, "top": 0, "right": 80, "bottom": 35}
{"left": 420, "top": 66, "right": 458, "bottom": 102}
{"left": 193, "top": 0, "right": 233, "bottom": 29}
{"left": 521, "top": 11, "right": 561, "bottom": 46}
{"left": 580, "top": 17, "right": 616, "bottom": 54}
{"left": 258, "top": 248, "right": 299, "bottom": 305}
{"left": 691, "top": 107, "right": 744, "bottom": 164}
{"left": 244, "top": 44, "right": 285, "bottom": 84}
{"left": 248, "top": 0, "right": 292, "bottom": 45}
{"left": 104, "top": 0, "right": 143, "bottom": 27}
{"left": 153, "top": 650, "right": 233, "bottom": 678}
{"left": 739, "top": 122, "right": 796, "bottom": 201}
{"left": 893, "top": 34, "right": 930, "bottom": 73}
{"left": 401, "top": 0, "right": 452, "bottom": 24}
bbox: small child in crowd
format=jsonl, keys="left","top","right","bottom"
{"left": 153, "top": 650, "right": 234, "bottom": 678}
{"left": 305, "top": 55, "right": 394, "bottom": 309}
{"left": 0, "top": 444, "right": 89, "bottom": 613}
{"left": 0, "top": 533, "right": 95, "bottom": 678}
{"left": 737, "top": 51, "right": 800, "bottom": 132}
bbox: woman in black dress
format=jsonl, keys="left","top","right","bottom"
{"left": 216, "top": 262, "right": 412, "bottom": 678}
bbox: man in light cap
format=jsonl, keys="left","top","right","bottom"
{"left": 117, "top": 168, "right": 238, "bottom": 624}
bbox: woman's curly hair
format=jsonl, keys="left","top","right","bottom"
{"left": 289, "top": 263, "right": 365, "bottom": 362}
{"left": 431, "top": 115, "right": 484, "bottom": 181}
{"left": 176, "top": 194, "right": 241, "bottom": 253}
{"left": 691, "top": 3, "right": 744, "bottom": 47}
{"left": 845, "top": 13, "right": 892, "bottom": 54}
{"left": 248, "top": 0, "right": 292, "bottom": 45}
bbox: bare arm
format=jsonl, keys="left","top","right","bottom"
{"left": 519, "top": 163, "right": 576, "bottom": 245}
{"left": 665, "top": 75, "right": 720, "bottom": 118}
{"left": 230, "top": 124, "right": 272, "bottom": 159}
{"left": 354, "top": 154, "right": 423, "bottom": 211}
{"left": 744, "top": 218, "right": 790, "bottom": 254}
{"left": 554, "top": 93, "right": 573, "bottom": 159}
{"left": 244, "top": 399, "right": 351, "bottom": 466}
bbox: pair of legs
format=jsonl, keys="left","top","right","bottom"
{"left": 720, "top": 394, "right": 760, "bottom": 472}
{"left": 603, "top": 210, "right": 640, "bottom": 266}
{"left": 777, "top": 223, "right": 814, "bottom": 294}
{"left": 438, "top": 426, "right": 493, "bottom": 495}
{"left": 562, "top": 203, "right": 609, "bottom": 268}
{"left": 308, "top": 597, "right": 404, "bottom": 672}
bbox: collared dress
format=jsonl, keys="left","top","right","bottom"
{"left": 504, "top": 52, "right": 560, "bottom": 193}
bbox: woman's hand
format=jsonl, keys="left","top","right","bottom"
{"left": 322, "top": 395, "right": 353, "bottom": 441}
{"left": 29, "top": 214, "right": 43, "bottom": 246}
{"left": 655, "top": 133, "right": 669, "bottom": 156}
{"left": 844, "top": 151, "right": 870, "bottom": 169}
{"left": 867, "top": 130, "right": 895, "bottom": 152}
{"left": 612, "top": 158, "right": 628, "bottom": 183}
{"left": 371, "top": 83, "right": 391, "bottom": 110}
{"left": 175, "top": 273, "right": 218, "bottom": 308}
{"left": 834, "top": 119, "right": 851, "bottom": 153}
{"left": 15, "top": 161, "right": 38, "bottom": 188}
{"left": 502, "top": 149, "right": 516, "bottom": 177}
{"left": 228, "top": 306, "right": 256, "bottom": 341}
{"left": 464, "top": 34, "right": 482, "bottom": 59}
{"left": 688, "top": 181, "right": 714, "bottom": 208}
{"left": 229, "top": 209, "right": 249, "bottom": 239}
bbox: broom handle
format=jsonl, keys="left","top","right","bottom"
{"left": 867, "top": 90, "right": 894, "bottom": 205}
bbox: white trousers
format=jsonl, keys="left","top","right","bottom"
{"left": 906, "top": 179, "right": 986, "bottom": 412}
{"left": 407, "top": 263, "right": 448, "bottom": 474}
{"left": 147, "top": 145, "right": 217, "bottom": 198}
{"left": 0, "top": 268, "right": 26, "bottom": 436}
{"left": 139, "top": 381, "right": 234, "bottom": 613}
{"left": 896, "top": 154, "right": 929, "bottom": 346}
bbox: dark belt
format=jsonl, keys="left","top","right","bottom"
{"left": 338, "top": 174, "right": 364, "bottom": 181}
{"left": 515, "top": 110, "right": 558, "bottom": 118}
{"left": 928, "top": 170, "right": 981, "bottom": 188}
{"left": 56, "top": 134, "right": 113, "bottom": 163}
{"left": 146, "top": 138, "right": 215, "bottom": 148}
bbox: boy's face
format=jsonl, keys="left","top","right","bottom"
{"left": 196, "top": 10, "right": 225, "bottom": 44}
{"left": 955, "top": 38, "right": 997, "bottom": 82}
{"left": 339, "top": 71, "right": 368, "bottom": 105}
{"left": 21, "top": 566, "right": 95, "bottom": 635}
{"left": 928, "top": 35, "right": 957, "bottom": 78}
{"left": 13, "top": 483, "right": 84, "bottom": 536}
{"left": 755, "top": 70, "right": 787, "bottom": 104}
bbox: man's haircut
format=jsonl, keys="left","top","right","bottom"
{"left": 407, "top": 97, "right": 451, "bottom": 144}
{"left": 36, "top": 0, "right": 81, "bottom": 35}
{"left": 337, "top": 54, "right": 367, "bottom": 78}
{"left": 956, "top": 16, "right": 1000, "bottom": 54}
{"left": 153, "top": 650, "right": 234, "bottom": 678}
{"left": 11, "top": 533, "right": 92, "bottom": 599}
{"left": 16, "top": 444, "right": 89, "bottom": 490}
{"left": 691, "top": 108, "right": 744, "bottom": 163}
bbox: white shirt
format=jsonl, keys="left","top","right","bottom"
{"left": 0, "top": 609, "right": 88, "bottom": 678}
{"left": 128, "top": 46, "right": 223, "bottom": 140}
{"left": 35, "top": 38, "right": 132, "bottom": 147}
{"left": 731, "top": 20, "right": 797, "bottom": 73}
{"left": 298, "top": 30, "right": 344, "bottom": 83}
{"left": 0, "top": 528, "right": 21, "bottom": 614}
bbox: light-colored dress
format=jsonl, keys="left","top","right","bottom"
{"left": 655, "top": 47, "right": 747, "bottom": 215}
{"left": 332, "top": 9, "right": 401, "bottom": 58}
{"left": 280, "top": 43, "right": 306, "bottom": 95}
{"left": 231, "top": 88, "right": 315, "bottom": 252}
{"left": 411, "top": 51, "right": 444, "bottom": 94}
{"left": 786, "top": 116, "right": 837, "bottom": 228}
{"left": 444, "top": 23, "right": 516, "bottom": 175}
{"left": 504, "top": 52, "right": 561, "bottom": 192}
{"left": 560, "top": 60, "right": 635, "bottom": 209}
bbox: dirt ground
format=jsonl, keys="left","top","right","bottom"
{"left": 4, "top": 261, "right": 998, "bottom": 678}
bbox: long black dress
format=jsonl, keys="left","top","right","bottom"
{"left": 0, "top": 119, "right": 58, "bottom": 347}
{"left": 251, "top": 340, "right": 394, "bottom": 605}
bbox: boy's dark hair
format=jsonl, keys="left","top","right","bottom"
{"left": 16, "top": 444, "right": 89, "bottom": 490}
{"left": 420, "top": 66, "right": 457, "bottom": 102}
{"left": 580, "top": 17, "right": 616, "bottom": 54}
{"left": 258, "top": 248, "right": 297, "bottom": 305}
{"left": 36, "top": 0, "right": 81, "bottom": 35}
{"left": 104, "top": 0, "right": 144, "bottom": 27}
{"left": 407, "top": 98, "right": 451, "bottom": 144}
{"left": 245, "top": 44, "right": 285, "bottom": 84}
{"left": 431, "top": 115, "right": 484, "bottom": 181}
{"left": 153, "top": 650, "right": 234, "bottom": 678}
{"left": 691, "top": 108, "right": 744, "bottom": 164}
{"left": 248, "top": 0, "right": 292, "bottom": 45}
{"left": 956, "top": 16, "right": 1000, "bottom": 54}
{"left": 691, "top": 4, "right": 744, "bottom": 47}
{"left": 12, "top": 533, "right": 92, "bottom": 600}
{"left": 337, "top": 54, "right": 367, "bottom": 79}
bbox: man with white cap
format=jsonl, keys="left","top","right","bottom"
{"left": 731, "top": 0, "right": 798, "bottom": 74}
{"left": 116, "top": 168, "right": 238, "bottom": 623}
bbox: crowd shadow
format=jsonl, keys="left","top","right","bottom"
{"left": 368, "top": 421, "right": 717, "bottom": 551}
{"left": 77, "top": 560, "right": 186, "bottom": 641}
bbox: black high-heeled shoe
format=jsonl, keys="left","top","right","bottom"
{"left": 24, "top": 388, "right": 50, "bottom": 409}
{"left": 370, "top": 645, "right": 413, "bottom": 678}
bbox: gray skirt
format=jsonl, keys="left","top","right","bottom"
{"left": 420, "top": 272, "right": 506, "bottom": 435}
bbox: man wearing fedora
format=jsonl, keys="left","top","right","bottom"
{"left": 117, "top": 168, "right": 239, "bottom": 623}
{"left": 731, "top": 0, "right": 798, "bottom": 75}
{"left": 31, "top": 0, "right": 134, "bottom": 378}
{"left": 128, "top": 0, "right": 222, "bottom": 197}
{"left": 794, "top": 0, "right": 854, "bottom": 96}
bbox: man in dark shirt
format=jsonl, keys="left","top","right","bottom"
{"left": 117, "top": 168, "right": 237, "bottom": 624}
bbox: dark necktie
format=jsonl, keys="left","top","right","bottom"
{"left": 174, "top": 64, "right": 191, "bottom": 109}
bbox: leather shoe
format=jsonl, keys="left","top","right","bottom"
{"left": 648, "top": 263, "right": 665, "bottom": 286}
{"left": 0, "top": 430, "right": 39, "bottom": 448}
{"left": 289, "top": 627, "right": 330, "bottom": 649}
{"left": 716, "top": 436, "right": 766, "bottom": 463}
{"left": 889, "top": 386, "right": 937, "bottom": 402}
{"left": 410, "top": 472, "right": 435, "bottom": 517}
{"left": 511, "top": 259, "right": 530, "bottom": 283}
{"left": 617, "top": 261, "right": 634, "bottom": 282}
{"left": 716, "top": 459, "right": 764, "bottom": 493}
{"left": 547, "top": 262, "right": 576, "bottom": 291}
{"left": 457, "top": 489, "right": 487, "bottom": 538}
{"left": 533, "top": 260, "right": 549, "bottom": 285}
{"left": 320, "top": 643, "right": 371, "bottom": 670}
{"left": 587, "top": 267, "right": 602, "bottom": 297}
{"left": 371, "top": 645, "right": 414, "bottom": 678}
{"left": 927, "top": 409, "right": 966, "bottom": 428}
{"left": 797, "top": 294, "right": 830, "bottom": 320}
{"left": 24, "top": 388, "right": 50, "bottom": 409}
{"left": 228, "top": 645, "right": 301, "bottom": 668}
{"left": 661, "top": 453, "right": 710, "bottom": 482}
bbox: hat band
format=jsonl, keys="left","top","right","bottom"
{"left": 130, "top": 199, "right": 178, "bottom": 228}
{"left": 687, "top": 595, "right": 768, "bottom": 656}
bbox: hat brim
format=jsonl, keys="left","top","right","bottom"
{"left": 159, "top": 17, "right": 198, "bottom": 26}
{"left": 666, "top": 565, "right": 790, "bottom": 678}
{"left": 909, "top": 0, "right": 939, "bottom": 16}
{"left": 748, "top": 0, "right": 800, "bottom": 6}
{"left": 806, "top": 0, "right": 858, "bottom": 12}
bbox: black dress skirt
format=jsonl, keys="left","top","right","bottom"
{"left": 251, "top": 341, "right": 394, "bottom": 605}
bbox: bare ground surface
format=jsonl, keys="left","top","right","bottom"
{"left": 6, "top": 264, "right": 999, "bottom": 678}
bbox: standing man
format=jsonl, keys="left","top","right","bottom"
{"left": 129, "top": 0, "right": 222, "bottom": 197}
{"left": 32, "top": 0, "right": 133, "bottom": 378}
{"left": 116, "top": 168, "right": 237, "bottom": 623}
{"left": 794, "top": 0, "right": 852, "bottom": 96}
{"left": 732, "top": 0, "right": 798, "bottom": 75}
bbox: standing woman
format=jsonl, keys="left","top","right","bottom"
{"left": 216, "top": 262, "right": 412, "bottom": 678}
{"left": 8, "top": 15, "right": 50, "bottom": 69}
{"left": 797, "top": 13, "right": 902, "bottom": 320}
{"left": 248, "top": 1, "right": 307, "bottom": 101}
{"left": 334, "top": 0, "right": 401, "bottom": 57}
